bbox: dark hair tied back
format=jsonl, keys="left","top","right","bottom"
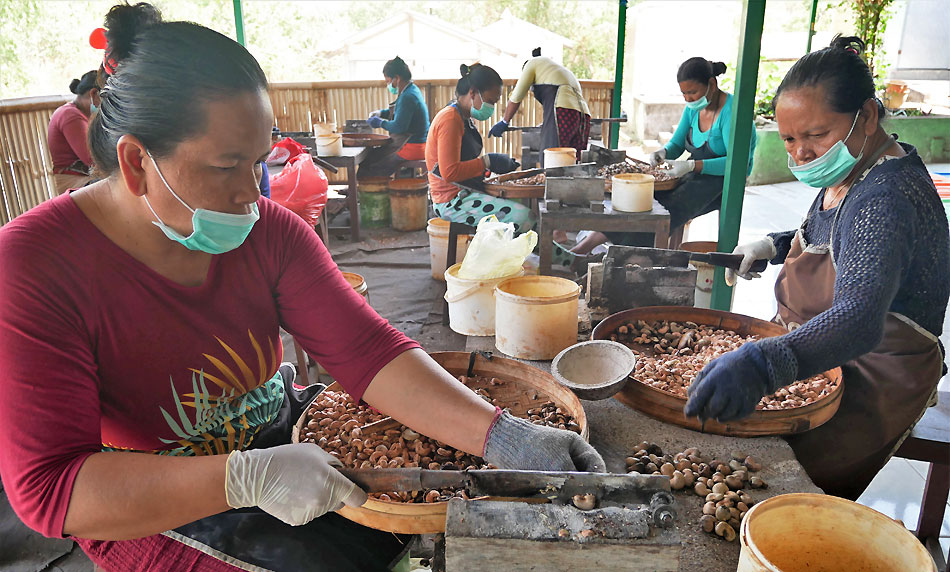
{"left": 69, "top": 71, "right": 98, "bottom": 95}
{"left": 87, "top": 2, "right": 268, "bottom": 176}
{"left": 382, "top": 56, "right": 411, "bottom": 81}
{"left": 455, "top": 63, "right": 503, "bottom": 97}
{"left": 774, "top": 34, "right": 881, "bottom": 121}
{"left": 676, "top": 57, "right": 726, "bottom": 85}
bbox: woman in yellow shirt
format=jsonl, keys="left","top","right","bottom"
{"left": 490, "top": 49, "right": 591, "bottom": 164}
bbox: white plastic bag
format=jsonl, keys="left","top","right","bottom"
{"left": 458, "top": 215, "right": 538, "bottom": 279}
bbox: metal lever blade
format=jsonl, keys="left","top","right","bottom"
{"left": 338, "top": 468, "right": 670, "bottom": 504}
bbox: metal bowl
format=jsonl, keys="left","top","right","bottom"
{"left": 550, "top": 340, "right": 636, "bottom": 400}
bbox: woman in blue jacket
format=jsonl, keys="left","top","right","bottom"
{"left": 359, "top": 56, "right": 429, "bottom": 177}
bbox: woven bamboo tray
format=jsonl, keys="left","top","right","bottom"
{"left": 292, "top": 351, "right": 589, "bottom": 534}
{"left": 604, "top": 157, "right": 680, "bottom": 192}
{"left": 590, "top": 307, "right": 843, "bottom": 437}
{"left": 483, "top": 169, "right": 546, "bottom": 199}
{"left": 341, "top": 133, "right": 391, "bottom": 147}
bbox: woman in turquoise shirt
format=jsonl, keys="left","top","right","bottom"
{"left": 574, "top": 57, "right": 756, "bottom": 255}
{"left": 648, "top": 57, "right": 756, "bottom": 229}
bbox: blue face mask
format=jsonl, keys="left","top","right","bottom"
{"left": 685, "top": 84, "right": 710, "bottom": 111}
{"left": 787, "top": 110, "right": 868, "bottom": 188}
{"left": 90, "top": 102, "right": 98, "bottom": 114}
{"left": 387, "top": 82, "right": 398, "bottom": 95}
{"left": 144, "top": 149, "right": 260, "bottom": 254}
{"left": 470, "top": 95, "right": 495, "bottom": 121}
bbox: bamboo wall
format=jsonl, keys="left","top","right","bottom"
{"left": 0, "top": 80, "right": 613, "bottom": 225}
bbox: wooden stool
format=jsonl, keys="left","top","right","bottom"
{"left": 894, "top": 390, "right": 949, "bottom": 572}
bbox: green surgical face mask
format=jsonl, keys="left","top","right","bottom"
{"left": 787, "top": 110, "right": 868, "bottom": 188}
{"left": 144, "top": 149, "right": 260, "bottom": 254}
{"left": 685, "top": 84, "right": 710, "bottom": 111}
{"left": 387, "top": 82, "right": 398, "bottom": 95}
{"left": 470, "top": 97, "right": 494, "bottom": 121}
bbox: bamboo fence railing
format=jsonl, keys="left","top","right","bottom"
{"left": 0, "top": 79, "right": 613, "bottom": 225}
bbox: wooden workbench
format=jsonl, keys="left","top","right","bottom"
{"left": 463, "top": 335, "right": 822, "bottom": 572}
{"left": 538, "top": 199, "right": 671, "bottom": 275}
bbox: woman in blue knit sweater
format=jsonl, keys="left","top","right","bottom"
{"left": 685, "top": 36, "right": 949, "bottom": 500}
{"left": 360, "top": 56, "right": 429, "bottom": 177}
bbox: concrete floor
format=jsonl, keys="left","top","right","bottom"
{"left": 2, "top": 165, "right": 948, "bottom": 571}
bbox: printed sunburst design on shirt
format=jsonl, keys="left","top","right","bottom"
{"left": 153, "top": 330, "right": 284, "bottom": 456}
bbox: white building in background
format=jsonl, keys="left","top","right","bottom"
{"left": 475, "top": 9, "right": 575, "bottom": 76}
{"left": 334, "top": 10, "right": 572, "bottom": 80}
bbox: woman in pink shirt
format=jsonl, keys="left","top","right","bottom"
{"left": 47, "top": 70, "right": 100, "bottom": 195}
{"left": 0, "top": 4, "right": 603, "bottom": 570}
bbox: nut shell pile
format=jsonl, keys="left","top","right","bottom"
{"left": 300, "top": 376, "right": 580, "bottom": 504}
{"left": 611, "top": 320, "right": 837, "bottom": 410}
{"left": 626, "top": 442, "right": 767, "bottom": 542}
{"left": 598, "top": 161, "right": 675, "bottom": 182}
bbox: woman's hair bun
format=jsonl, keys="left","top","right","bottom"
{"left": 711, "top": 61, "right": 727, "bottom": 76}
{"left": 104, "top": 2, "right": 163, "bottom": 64}
{"left": 830, "top": 34, "right": 865, "bottom": 56}
{"left": 69, "top": 78, "right": 81, "bottom": 94}
{"left": 460, "top": 63, "right": 471, "bottom": 77}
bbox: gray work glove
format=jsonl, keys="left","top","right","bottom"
{"left": 226, "top": 443, "right": 367, "bottom": 526}
{"left": 725, "top": 237, "right": 777, "bottom": 287}
{"left": 483, "top": 412, "right": 606, "bottom": 472}
{"left": 649, "top": 148, "right": 667, "bottom": 167}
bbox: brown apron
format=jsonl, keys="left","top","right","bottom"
{"left": 775, "top": 153, "right": 943, "bottom": 500}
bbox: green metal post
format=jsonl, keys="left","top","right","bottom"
{"left": 609, "top": 0, "right": 627, "bottom": 149}
{"left": 710, "top": 0, "right": 766, "bottom": 311}
{"left": 806, "top": 0, "right": 819, "bottom": 53}
{"left": 233, "top": 0, "right": 246, "bottom": 46}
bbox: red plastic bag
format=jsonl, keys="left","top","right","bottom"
{"left": 269, "top": 154, "right": 328, "bottom": 226}
{"left": 266, "top": 137, "right": 308, "bottom": 166}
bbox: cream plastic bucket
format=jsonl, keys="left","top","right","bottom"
{"left": 313, "top": 122, "right": 336, "bottom": 136}
{"left": 681, "top": 241, "right": 717, "bottom": 308}
{"left": 316, "top": 133, "right": 343, "bottom": 156}
{"left": 738, "top": 493, "right": 936, "bottom": 572}
{"left": 544, "top": 147, "right": 577, "bottom": 168}
{"left": 444, "top": 263, "right": 524, "bottom": 336}
{"left": 427, "top": 218, "right": 472, "bottom": 281}
{"left": 494, "top": 276, "right": 580, "bottom": 360}
{"left": 612, "top": 173, "right": 654, "bottom": 212}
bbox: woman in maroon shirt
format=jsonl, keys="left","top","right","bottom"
{"left": 0, "top": 4, "right": 603, "bottom": 570}
{"left": 47, "top": 70, "right": 100, "bottom": 194}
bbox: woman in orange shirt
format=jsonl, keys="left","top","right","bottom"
{"left": 426, "top": 64, "right": 576, "bottom": 268}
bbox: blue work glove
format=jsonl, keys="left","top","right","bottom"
{"left": 684, "top": 342, "right": 775, "bottom": 422}
{"left": 487, "top": 153, "right": 519, "bottom": 174}
{"left": 367, "top": 115, "right": 384, "bottom": 129}
{"left": 489, "top": 119, "right": 509, "bottom": 137}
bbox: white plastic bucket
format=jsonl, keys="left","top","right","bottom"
{"left": 681, "top": 241, "right": 717, "bottom": 308}
{"left": 316, "top": 133, "right": 343, "bottom": 156}
{"left": 494, "top": 276, "right": 580, "bottom": 360}
{"left": 313, "top": 122, "right": 336, "bottom": 136}
{"left": 612, "top": 173, "right": 654, "bottom": 212}
{"left": 427, "top": 218, "right": 472, "bottom": 281}
{"left": 544, "top": 147, "right": 577, "bottom": 168}
{"left": 444, "top": 263, "right": 524, "bottom": 336}
{"left": 738, "top": 493, "right": 936, "bottom": 572}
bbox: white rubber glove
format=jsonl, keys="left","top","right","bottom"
{"left": 663, "top": 159, "right": 695, "bottom": 178}
{"left": 649, "top": 148, "right": 667, "bottom": 167}
{"left": 369, "top": 110, "right": 382, "bottom": 118}
{"left": 725, "top": 237, "right": 777, "bottom": 287}
{"left": 225, "top": 443, "right": 367, "bottom": 526}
